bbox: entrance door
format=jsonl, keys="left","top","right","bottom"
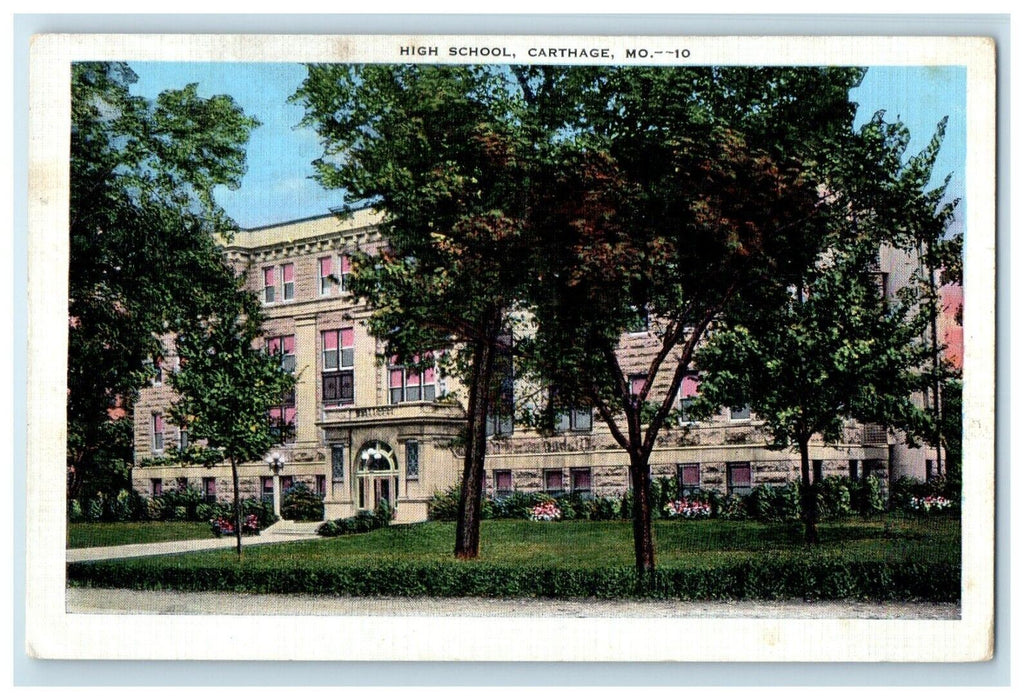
{"left": 355, "top": 440, "right": 399, "bottom": 513}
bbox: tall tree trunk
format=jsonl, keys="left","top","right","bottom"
{"left": 454, "top": 330, "right": 499, "bottom": 560}
{"left": 628, "top": 453, "right": 656, "bottom": 576}
{"left": 799, "top": 438, "right": 819, "bottom": 545}
{"left": 231, "top": 457, "right": 243, "bottom": 559}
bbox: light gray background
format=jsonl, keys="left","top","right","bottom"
{"left": 12, "top": 11, "right": 1011, "bottom": 687}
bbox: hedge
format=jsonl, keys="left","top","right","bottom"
{"left": 67, "top": 557, "right": 959, "bottom": 602}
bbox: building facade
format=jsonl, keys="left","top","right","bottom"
{"left": 132, "top": 213, "right": 944, "bottom": 522}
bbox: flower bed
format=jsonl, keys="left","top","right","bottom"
{"left": 664, "top": 498, "right": 712, "bottom": 519}
{"left": 529, "top": 501, "right": 562, "bottom": 522}
{"left": 210, "top": 513, "right": 262, "bottom": 537}
{"left": 908, "top": 495, "right": 953, "bottom": 513}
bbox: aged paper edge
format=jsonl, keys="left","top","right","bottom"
{"left": 25, "top": 33, "right": 996, "bottom": 662}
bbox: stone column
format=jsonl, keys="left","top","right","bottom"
{"left": 272, "top": 472, "right": 282, "bottom": 517}
{"left": 294, "top": 314, "right": 319, "bottom": 447}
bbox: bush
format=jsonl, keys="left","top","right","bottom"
{"left": 492, "top": 491, "right": 538, "bottom": 519}
{"left": 748, "top": 483, "right": 801, "bottom": 522}
{"left": 145, "top": 497, "right": 163, "bottom": 521}
{"left": 281, "top": 483, "right": 325, "bottom": 522}
{"left": 847, "top": 475, "right": 886, "bottom": 516}
{"left": 67, "top": 556, "right": 961, "bottom": 603}
{"left": 428, "top": 485, "right": 461, "bottom": 521}
{"left": 710, "top": 493, "right": 748, "bottom": 519}
{"left": 317, "top": 505, "right": 391, "bottom": 537}
{"left": 87, "top": 497, "right": 104, "bottom": 522}
{"left": 68, "top": 499, "right": 84, "bottom": 523}
{"left": 889, "top": 477, "right": 927, "bottom": 511}
{"left": 815, "top": 477, "right": 852, "bottom": 520}
{"left": 158, "top": 487, "right": 204, "bottom": 521}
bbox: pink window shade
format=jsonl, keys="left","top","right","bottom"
{"left": 630, "top": 376, "right": 646, "bottom": 396}
{"left": 205, "top": 479, "right": 217, "bottom": 496}
{"left": 681, "top": 464, "right": 700, "bottom": 486}
{"left": 389, "top": 369, "right": 404, "bottom": 388}
{"left": 322, "top": 330, "right": 338, "bottom": 351}
{"left": 282, "top": 336, "right": 294, "bottom": 354}
{"left": 340, "top": 328, "right": 354, "bottom": 347}
{"left": 264, "top": 268, "right": 275, "bottom": 286}
{"left": 407, "top": 370, "right": 421, "bottom": 386}
{"left": 267, "top": 337, "right": 281, "bottom": 354}
{"left": 423, "top": 366, "right": 436, "bottom": 383}
{"left": 545, "top": 470, "right": 563, "bottom": 490}
{"left": 572, "top": 469, "right": 591, "bottom": 490}
{"left": 154, "top": 414, "right": 164, "bottom": 432}
{"left": 282, "top": 263, "right": 294, "bottom": 282}
{"left": 681, "top": 375, "right": 699, "bottom": 397}
{"left": 730, "top": 464, "right": 751, "bottom": 485}
{"left": 496, "top": 471, "right": 512, "bottom": 491}
{"left": 320, "top": 257, "right": 333, "bottom": 277}
{"left": 284, "top": 407, "right": 297, "bottom": 424}
{"left": 340, "top": 255, "right": 351, "bottom": 273}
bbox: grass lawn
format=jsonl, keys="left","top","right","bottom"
{"left": 67, "top": 521, "right": 215, "bottom": 549}
{"left": 67, "top": 514, "right": 960, "bottom": 600}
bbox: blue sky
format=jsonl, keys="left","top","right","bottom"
{"left": 128, "top": 62, "right": 966, "bottom": 231}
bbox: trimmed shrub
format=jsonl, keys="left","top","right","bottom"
{"left": 67, "top": 557, "right": 961, "bottom": 602}
{"left": 428, "top": 485, "right": 461, "bottom": 521}
{"left": 281, "top": 483, "right": 325, "bottom": 522}
{"left": 68, "top": 499, "right": 84, "bottom": 523}
{"left": 748, "top": 483, "right": 801, "bottom": 522}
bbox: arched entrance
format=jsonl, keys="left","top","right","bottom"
{"left": 355, "top": 440, "right": 399, "bottom": 511}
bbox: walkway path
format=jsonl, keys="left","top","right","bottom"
{"left": 66, "top": 532, "right": 321, "bottom": 563}
{"left": 65, "top": 588, "right": 960, "bottom": 619}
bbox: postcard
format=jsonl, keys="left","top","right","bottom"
{"left": 26, "top": 33, "right": 995, "bottom": 662}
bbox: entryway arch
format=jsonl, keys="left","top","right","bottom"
{"left": 354, "top": 440, "right": 399, "bottom": 511}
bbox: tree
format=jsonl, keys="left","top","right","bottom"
{"left": 169, "top": 291, "right": 296, "bottom": 557}
{"left": 693, "top": 237, "right": 934, "bottom": 544}
{"left": 68, "top": 62, "right": 258, "bottom": 500}
{"left": 523, "top": 67, "right": 875, "bottom": 574}
{"left": 292, "top": 65, "right": 540, "bottom": 559}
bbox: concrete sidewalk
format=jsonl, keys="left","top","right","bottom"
{"left": 66, "top": 532, "right": 321, "bottom": 563}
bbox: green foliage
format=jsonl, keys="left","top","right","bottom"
{"left": 317, "top": 508, "right": 391, "bottom": 538}
{"left": 889, "top": 476, "right": 952, "bottom": 511}
{"left": 68, "top": 62, "right": 258, "bottom": 501}
{"left": 847, "top": 475, "right": 887, "bottom": 516}
{"left": 815, "top": 477, "right": 853, "bottom": 520}
{"left": 68, "top": 499, "right": 85, "bottom": 523}
{"left": 280, "top": 483, "right": 325, "bottom": 522}
{"left": 748, "top": 483, "right": 802, "bottom": 522}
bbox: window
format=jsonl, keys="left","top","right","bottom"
{"left": 926, "top": 459, "right": 937, "bottom": 481}
{"left": 178, "top": 428, "right": 189, "bottom": 452}
{"left": 267, "top": 335, "right": 296, "bottom": 373}
{"left": 556, "top": 407, "right": 592, "bottom": 433}
{"left": 494, "top": 470, "right": 513, "bottom": 496}
{"left": 388, "top": 355, "right": 436, "bottom": 404}
{"left": 322, "top": 328, "right": 355, "bottom": 405}
{"left": 281, "top": 263, "right": 295, "bottom": 301}
{"left": 261, "top": 477, "right": 274, "bottom": 502}
{"left": 544, "top": 469, "right": 564, "bottom": 494}
{"left": 679, "top": 373, "right": 700, "bottom": 422}
{"left": 405, "top": 440, "right": 420, "bottom": 480}
{"left": 571, "top": 468, "right": 592, "bottom": 495}
{"left": 629, "top": 375, "right": 647, "bottom": 399}
{"left": 849, "top": 459, "right": 860, "bottom": 481}
{"left": 487, "top": 332, "right": 515, "bottom": 435}
{"left": 318, "top": 256, "right": 334, "bottom": 296}
{"left": 339, "top": 255, "right": 351, "bottom": 294}
{"left": 281, "top": 476, "right": 294, "bottom": 492}
{"left": 331, "top": 445, "right": 346, "bottom": 481}
{"left": 263, "top": 266, "right": 276, "bottom": 303}
{"left": 730, "top": 405, "right": 751, "bottom": 421}
{"left": 315, "top": 475, "right": 326, "bottom": 497}
{"left": 812, "top": 460, "right": 823, "bottom": 482}
{"left": 151, "top": 414, "right": 165, "bottom": 453}
{"left": 487, "top": 413, "right": 515, "bottom": 437}
{"left": 152, "top": 360, "right": 163, "bottom": 386}
{"left": 202, "top": 477, "right": 216, "bottom": 503}
{"left": 176, "top": 476, "right": 188, "bottom": 491}
{"left": 678, "top": 463, "right": 701, "bottom": 495}
{"left": 151, "top": 478, "right": 162, "bottom": 497}
{"left": 727, "top": 462, "right": 752, "bottom": 495}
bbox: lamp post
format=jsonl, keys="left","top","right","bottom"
{"left": 266, "top": 452, "right": 284, "bottom": 518}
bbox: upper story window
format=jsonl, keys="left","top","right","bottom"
{"left": 263, "top": 267, "right": 276, "bottom": 304}
{"left": 629, "top": 374, "right": 647, "bottom": 399}
{"left": 388, "top": 354, "right": 436, "bottom": 404}
{"left": 281, "top": 263, "right": 295, "bottom": 301}
{"left": 339, "top": 255, "right": 351, "bottom": 294}
{"left": 151, "top": 413, "right": 165, "bottom": 453}
{"left": 322, "top": 328, "right": 355, "bottom": 406}
{"left": 680, "top": 372, "right": 699, "bottom": 423}
{"left": 549, "top": 387, "right": 591, "bottom": 433}
{"left": 318, "top": 257, "right": 334, "bottom": 296}
{"left": 730, "top": 405, "right": 752, "bottom": 421}
{"left": 266, "top": 335, "right": 296, "bottom": 373}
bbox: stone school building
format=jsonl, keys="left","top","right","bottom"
{"left": 133, "top": 212, "right": 943, "bottom": 523}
